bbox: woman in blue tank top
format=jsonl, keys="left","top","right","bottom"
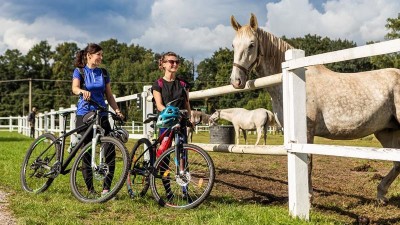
{"left": 71, "top": 43, "right": 124, "bottom": 195}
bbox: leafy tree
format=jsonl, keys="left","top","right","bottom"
{"left": 370, "top": 14, "right": 400, "bottom": 69}
{"left": 284, "top": 34, "right": 374, "bottom": 72}
{"left": 52, "top": 42, "right": 80, "bottom": 107}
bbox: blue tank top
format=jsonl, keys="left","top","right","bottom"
{"left": 72, "top": 66, "right": 110, "bottom": 116}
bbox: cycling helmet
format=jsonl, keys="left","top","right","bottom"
{"left": 110, "top": 128, "right": 129, "bottom": 143}
{"left": 156, "top": 105, "right": 180, "bottom": 128}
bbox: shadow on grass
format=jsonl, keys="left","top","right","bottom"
{"left": 0, "top": 136, "right": 31, "bottom": 142}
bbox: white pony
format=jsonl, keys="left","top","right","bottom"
{"left": 209, "top": 108, "right": 275, "bottom": 145}
{"left": 229, "top": 13, "right": 400, "bottom": 204}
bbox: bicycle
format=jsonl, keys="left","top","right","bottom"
{"left": 126, "top": 102, "right": 215, "bottom": 209}
{"left": 20, "top": 97, "right": 130, "bottom": 203}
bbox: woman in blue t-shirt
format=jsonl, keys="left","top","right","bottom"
{"left": 71, "top": 43, "right": 124, "bottom": 195}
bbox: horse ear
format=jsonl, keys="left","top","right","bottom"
{"left": 250, "top": 13, "right": 258, "bottom": 31}
{"left": 230, "top": 15, "right": 241, "bottom": 31}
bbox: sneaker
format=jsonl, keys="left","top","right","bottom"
{"left": 101, "top": 189, "right": 109, "bottom": 196}
{"left": 102, "top": 190, "right": 116, "bottom": 200}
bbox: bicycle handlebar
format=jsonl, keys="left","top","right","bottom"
{"left": 79, "top": 93, "right": 123, "bottom": 123}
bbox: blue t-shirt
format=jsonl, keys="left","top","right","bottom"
{"left": 73, "top": 66, "right": 110, "bottom": 116}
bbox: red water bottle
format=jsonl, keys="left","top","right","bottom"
{"left": 157, "top": 136, "right": 172, "bottom": 158}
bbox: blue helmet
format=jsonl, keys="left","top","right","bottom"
{"left": 156, "top": 105, "right": 180, "bottom": 128}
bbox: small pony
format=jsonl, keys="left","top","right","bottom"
{"left": 187, "top": 111, "right": 211, "bottom": 143}
{"left": 209, "top": 108, "right": 275, "bottom": 145}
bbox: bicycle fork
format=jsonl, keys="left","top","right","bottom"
{"left": 90, "top": 123, "right": 104, "bottom": 170}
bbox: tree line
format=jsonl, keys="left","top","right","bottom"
{"left": 0, "top": 15, "right": 399, "bottom": 123}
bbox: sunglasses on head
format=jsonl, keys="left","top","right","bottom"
{"left": 164, "top": 60, "right": 180, "bottom": 65}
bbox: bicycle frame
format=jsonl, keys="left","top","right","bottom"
{"left": 37, "top": 106, "right": 117, "bottom": 177}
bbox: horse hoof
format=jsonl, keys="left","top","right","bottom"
{"left": 377, "top": 197, "right": 388, "bottom": 206}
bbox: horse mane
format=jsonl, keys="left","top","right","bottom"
{"left": 257, "top": 28, "right": 294, "bottom": 74}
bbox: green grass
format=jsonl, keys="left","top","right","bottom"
{"left": 0, "top": 131, "right": 378, "bottom": 225}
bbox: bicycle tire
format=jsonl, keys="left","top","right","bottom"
{"left": 70, "top": 136, "right": 129, "bottom": 203}
{"left": 127, "top": 138, "right": 152, "bottom": 199}
{"left": 20, "top": 133, "right": 60, "bottom": 193}
{"left": 150, "top": 144, "right": 215, "bottom": 209}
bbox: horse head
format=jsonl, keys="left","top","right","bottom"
{"left": 230, "top": 13, "right": 261, "bottom": 89}
{"left": 208, "top": 110, "right": 220, "bottom": 126}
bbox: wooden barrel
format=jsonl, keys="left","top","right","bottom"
{"left": 209, "top": 125, "right": 235, "bottom": 144}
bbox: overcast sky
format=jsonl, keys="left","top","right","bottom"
{"left": 0, "top": 0, "right": 399, "bottom": 63}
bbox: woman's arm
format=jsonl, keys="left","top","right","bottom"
{"left": 153, "top": 90, "right": 165, "bottom": 112}
{"left": 185, "top": 89, "right": 192, "bottom": 122}
{"left": 105, "top": 83, "right": 124, "bottom": 118}
{"left": 71, "top": 78, "right": 91, "bottom": 100}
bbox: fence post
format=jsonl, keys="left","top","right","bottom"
{"left": 44, "top": 111, "right": 49, "bottom": 132}
{"left": 69, "top": 105, "right": 76, "bottom": 140}
{"left": 8, "top": 116, "right": 12, "bottom": 132}
{"left": 283, "top": 49, "right": 309, "bottom": 220}
{"left": 50, "top": 109, "right": 55, "bottom": 134}
{"left": 58, "top": 107, "right": 64, "bottom": 136}
{"left": 142, "top": 85, "right": 153, "bottom": 140}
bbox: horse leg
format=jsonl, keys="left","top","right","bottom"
{"left": 307, "top": 129, "right": 315, "bottom": 202}
{"left": 242, "top": 129, "right": 248, "bottom": 145}
{"left": 374, "top": 129, "right": 400, "bottom": 204}
{"left": 263, "top": 125, "right": 267, "bottom": 145}
{"left": 255, "top": 126, "right": 262, "bottom": 146}
{"left": 234, "top": 126, "right": 240, "bottom": 145}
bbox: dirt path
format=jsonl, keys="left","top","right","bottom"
{"left": 0, "top": 190, "right": 16, "bottom": 225}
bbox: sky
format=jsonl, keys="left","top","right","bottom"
{"left": 0, "top": 0, "right": 399, "bottom": 63}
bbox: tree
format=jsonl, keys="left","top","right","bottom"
{"left": 52, "top": 42, "right": 80, "bottom": 107}
{"left": 284, "top": 34, "right": 374, "bottom": 72}
{"left": 370, "top": 14, "right": 400, "bottom": 69}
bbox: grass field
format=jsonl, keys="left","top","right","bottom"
{"left": 0, "top": 131, "right": 386, "bottom": 224}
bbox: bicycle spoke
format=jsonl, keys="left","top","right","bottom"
{"left": 70, "top": 137, "right": 129, "bottom": 203}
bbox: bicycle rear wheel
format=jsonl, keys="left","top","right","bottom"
{"left": 127, "top": 138, "right": 152, "bottom": 198}
{"left": 150, "top": 144, "right": 215, "bottom": 209}
{"left": 70, "top": 136, "right": 129, "bottom": 203}
{"left": 20, "top": 133, "right": 60, "bottom": 193}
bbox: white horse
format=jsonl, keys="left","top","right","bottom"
{"left": 187, "top": 111, "right": 211, "bottom": 143}
{"left": 229, "top": 13, "right": 400, "bottom": 204}
{"left": 209, "top": 108, "right": 275, "bottom": 145}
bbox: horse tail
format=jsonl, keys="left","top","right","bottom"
{"left": 266, "top": 110, "right": 275, "bottom": 125}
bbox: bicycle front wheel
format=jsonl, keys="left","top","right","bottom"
{"left": 127, "top": 138, "right": 152, "bottom": 199}
{"left": 70, "top": 136, "right": 129, "bottom": 203}
{"left": 150, "top": 144, "right": 215, "bottom": 209}
{"left": 20, "top": 133, "right": 60, "bottom": 193}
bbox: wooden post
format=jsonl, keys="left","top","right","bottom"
{"left": 143, "top": 85, "right": 153, "bottom": 140}
{"left": 283, "top": 49, "right": 309, "bottom": 220}
{"left": 50, "top": 109, "right": 55, "bottom": 134}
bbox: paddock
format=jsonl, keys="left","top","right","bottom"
{"left": 2, "top": 38, "right": 400, "bottom": 221}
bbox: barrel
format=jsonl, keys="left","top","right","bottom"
{"left": 209, "top": 125, "right": 235, "bottom": 144}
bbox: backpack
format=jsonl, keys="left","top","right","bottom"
{"left": 156, "top": 77, "right": 187, "bottom": 90}
{"left": 77, "top": 67, "right": 109, "bottom": 91}
{"left": 152, "top": 77, "right": 189, "bottom": 104}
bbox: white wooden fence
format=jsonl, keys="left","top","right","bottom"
{"left": 283, "top": 39, "right": 400, "bottom": 219}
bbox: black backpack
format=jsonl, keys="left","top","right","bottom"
{"left": 151, "top": 77, "right": 189, "bottom": 104}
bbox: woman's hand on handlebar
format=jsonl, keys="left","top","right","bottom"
{"left": 115, "top": 110, "right": 125, "bottom": 120}
{"left": 80, "top": 90, "right": 91, "bottom": 100}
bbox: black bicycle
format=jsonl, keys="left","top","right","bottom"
{"left": 20, "top": 98, "right": 130, "bottom": 203}
{"left": 126, "top": 103, "right": 215, "bottom": 209}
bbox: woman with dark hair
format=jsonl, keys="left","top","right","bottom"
{"left": 71, "top": 43, "right": 124, "bottom": 195}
